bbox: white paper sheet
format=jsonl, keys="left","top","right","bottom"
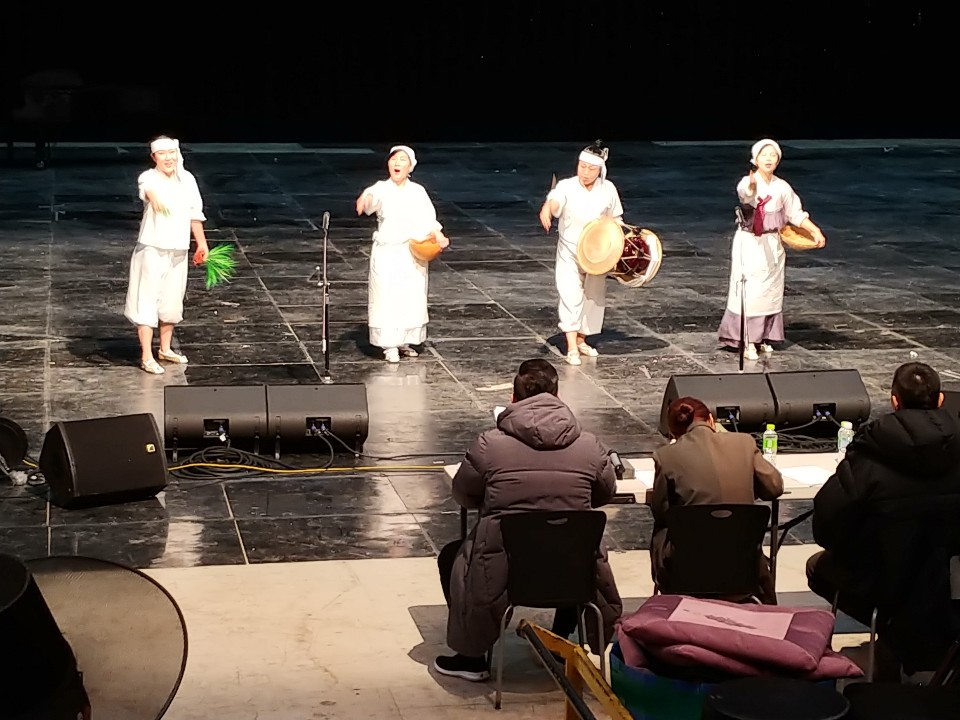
{"left": 617, "top": 469, "right": 655, "bottom": 496}
{"left": 669, "top": 597, "right": 791, "bottom": 639}
{"left": 780, "top": 465, "right": 831, "bottom": 486}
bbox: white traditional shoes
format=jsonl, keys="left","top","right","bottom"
{"left": 744, "top": 343, "right": 774, "bottom": 361}
{"left": 384, "top": 345, "right": 420, "bottom": 363}
{"left": 565, "top": 342, "right": 599, "bottom": 365}
{"left": 142, "top": 348, "right": 189, "bottom": 374}
{"left": 158, "top": 349, "right": 188, "bottom": 364}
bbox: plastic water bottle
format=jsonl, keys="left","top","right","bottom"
{"left": 762, "top": 424, "right": 778, "bottom": 466}
{"left": 837, "top": 421, "right": 854, "bottom": 459}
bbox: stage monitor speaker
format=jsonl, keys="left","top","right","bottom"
{"left": 766, "top": 369, "right": 871, "bottom": 432}
{"left": 39, "top": 413, "right": 167, "bottom": 510}
{"left": 163, "top": 385, "right": 266, "bottom": 458}
{"left": 659, "top": 373, "right": 776, "bottom": 436}
{"left": 266, "top": 383, "right": 369, "bottom": 458}
{"left": 941, "top": 389, "right": 960, "bottom": 422}
{"left": 0, "top": 416, "right": 28, "bottom": 468}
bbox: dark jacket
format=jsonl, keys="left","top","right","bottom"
{"left": 650, "top": 421, "right": 783, "bottom": 601}
{"left": 446, "top": 393, "right": 623, "bottom": 656}
{"left": 813, "top": 408, "right": 960, "bottom": 670}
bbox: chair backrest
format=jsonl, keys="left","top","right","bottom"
{"left": 661, "top": 503, "right": 771, "bottom": 597}
{"left": 866, "top": 497, "right": 960, "bottom": 602}
{"left": 862, "top": 498, "right": 960, "bottom": 670}
{"left": 499, "top": 510, "right": 606, "bottom": 608}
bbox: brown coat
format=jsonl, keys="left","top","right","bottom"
{"left": 650, "top": 421, "right": 783, "bottom": 601}
{"left": 446, "top": 393, "right": 623, "bottom": 657}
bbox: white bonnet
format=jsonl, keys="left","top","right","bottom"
{"left": 750, "top": 139, "right": 782, "bottom": 165}
{"left": 389, "top": 145, "right": 417, "bottom": 171}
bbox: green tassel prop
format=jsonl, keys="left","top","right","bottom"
{"left": 203, "top": 244, "right": 237, "bottom": 289}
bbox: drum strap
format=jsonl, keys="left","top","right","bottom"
{"left": 735, "top": 204, "right": 753, "bottom": 230}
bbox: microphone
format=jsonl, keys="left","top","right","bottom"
{"left": 608, "top": 449, "right": 624, "bottom": 480}
{"left": 322, "top": 211, "right": 330, "bottom": 232}
{"left": 607, "top": 449, "right": 639, "bottom": 504}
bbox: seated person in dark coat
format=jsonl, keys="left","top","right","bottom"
{"left": 651, "top": 397, "right": 783, "bottom": 604}
{"left": 433, "top": 358, "right": 623, "bottom": 681}
{"left": 808, "top": 362, "right": 960, "bottom": 678}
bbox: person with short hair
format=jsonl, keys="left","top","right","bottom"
{"left": 434, "top": 358, "right": 622, "bottom": 681}
{"left": 807, "top": 362, "right": 960, "bottom": 679}
{"left": 650, "top": 396, "right": 783, "bottom": 603}
{"left": 124, "top": 136, "right": 208, "bottom": 374}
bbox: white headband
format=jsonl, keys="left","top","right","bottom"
{"left": 578, "top": 149, "right": 608, "bottom": 183}
{"left": 150, "top": 137, "right": 184, "bottom": 174}
{"left": 151, "top": 137, "right": 179, "bottom": 154}
{"left": 751, "top": 139, "right": 782, "bottom": 165}
{"left": 578, "top": 151, "right": 605, "bottom": 167}
{"left": 389, "top": 145, "right": 417, "bottom": 171}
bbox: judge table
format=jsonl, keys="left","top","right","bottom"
{"left": 443, "top": 452, "right": 840, "bottom": 585}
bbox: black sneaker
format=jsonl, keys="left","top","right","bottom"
{"left": 433, "top": 653, "right": 491, "bottom": 681}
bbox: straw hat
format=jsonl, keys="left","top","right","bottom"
{"left": 409, "top": 234, "right": 443, "bottom": 262}
{"left": 576, "top": 217, "right": 625, "bottom": 275}
{"left": 780, "top": 224, "right": 819, "bottom": 251}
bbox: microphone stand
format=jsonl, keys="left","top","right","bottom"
{"left": 734, "top": 206, "right": 747, "bottom": 374}
{"left": 318, "top": 211, "right": 333, "bottom": 384}
{"left": 739, "top": 274, "right": 746, "bottom": 374}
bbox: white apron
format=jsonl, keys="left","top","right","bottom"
{"left": 725, "top": 228, "right": 785, "bottom": 316}
{"left": 368, "top": 240, "right": 429, "bottom": 347}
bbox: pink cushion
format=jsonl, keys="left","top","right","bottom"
{"left": 807, "top": 649, "right": 864, "bottom": 680}
{"left": 620, "top": 595, "right": 838, "bottom": 674}
{"left": 647, "top": 643, "right": 862, "bottom": 680}
{"left": 616, "top": 625, "right": 649, "bottom": 668}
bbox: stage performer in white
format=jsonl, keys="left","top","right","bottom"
{"left": 356, "top": 145, "right": 449, "bottom": 363}
{"left": 124, "top": 136, "right": 208, "bottom": 375}
{"left": 539, "top": 141, "right": 624, "bottom": 366}
{"left": 718, "top": 139, "right": 825, "bottom": 360}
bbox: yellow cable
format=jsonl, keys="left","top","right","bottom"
{"left": 166, "top": 462, "right": 447, "bottom": 473}
{"left": 24, "top": 459, "right": 37, "bottom": 468}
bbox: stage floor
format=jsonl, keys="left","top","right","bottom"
{"left": 2, "top": 139, "right": 960, "bottom": 569}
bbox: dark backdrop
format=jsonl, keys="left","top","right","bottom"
{"left": 1, "top": 2, "right": 951, "bottom": 142}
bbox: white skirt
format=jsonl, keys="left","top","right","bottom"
{"left": 124, "top": 244, "right": 190, "bottom": 326}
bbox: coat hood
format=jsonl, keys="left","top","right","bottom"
{"left": 496, "top": 393, "right": 582, "bottom": 450}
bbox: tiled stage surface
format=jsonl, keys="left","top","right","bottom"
{"left": 2, "top": 139, "right": 960, "bottom": 569}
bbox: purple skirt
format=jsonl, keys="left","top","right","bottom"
{"left": 718, "top": 310, "right": 785, "bottom": 348}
